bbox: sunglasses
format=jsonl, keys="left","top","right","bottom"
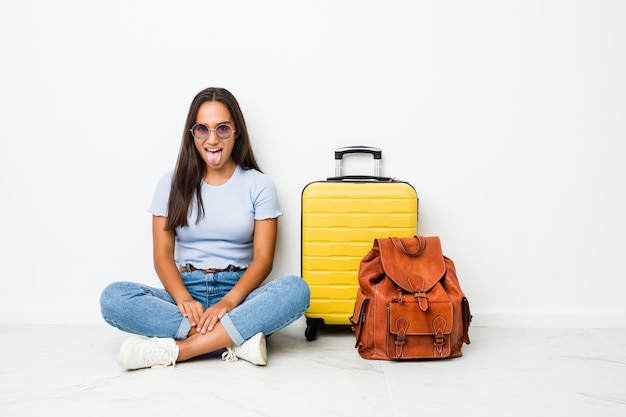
{"left": 190, "top": 123, "right": 236, "bottom": 141}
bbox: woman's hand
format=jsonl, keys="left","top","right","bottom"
{"left": 176, "top": 299, "right": 205, "bottom": 328}
{"left": 196, "top": 299, "right": 238, "bottom": 334}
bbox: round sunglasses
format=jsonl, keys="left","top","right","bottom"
{"left": 190, "top": 123, "right": 236, "bottom": 140}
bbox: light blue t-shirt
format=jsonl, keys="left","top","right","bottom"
{"left": 148, "top": 166, "right": 282, "bottom": 269}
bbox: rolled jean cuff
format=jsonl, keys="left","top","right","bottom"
{"left": 220, "top": 313, "right": 244, "bottom": 346}
{"left": 175, "top": 317, "right": 192, "bottom": 340}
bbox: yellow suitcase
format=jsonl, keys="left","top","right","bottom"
{"left": 301, "top": 147, "right": 418, "bottom": 340}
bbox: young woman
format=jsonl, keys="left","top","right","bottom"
{"left": 100, "top": 87, "right": 310, "bottom": 370}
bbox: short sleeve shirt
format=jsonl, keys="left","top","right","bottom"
{"left": 148, "top": 166, "right": 282, "bottom": 269}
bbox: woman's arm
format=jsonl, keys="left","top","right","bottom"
{"left": 152, "top": 215, "right": 204, "bottom": 327}
{"left": 198, "top": 217, "right": 278, "bottom": 333}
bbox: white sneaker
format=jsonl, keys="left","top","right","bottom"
{"left": 222, "top": 332, "right": 267, "bottom": 366}
{"left": 118, "top": 335, "right": 179, "bottom": 370}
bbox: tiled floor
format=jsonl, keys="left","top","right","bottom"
{"left": 1, "top": 323, "right": 625, "bottom": 417}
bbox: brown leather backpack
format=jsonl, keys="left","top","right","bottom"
{"left": 351, "top": 236, "right": 472, "bottom": 360}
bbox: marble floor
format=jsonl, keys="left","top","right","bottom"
{"left": 1, "top": 323, "right": 625, "bottom": 417}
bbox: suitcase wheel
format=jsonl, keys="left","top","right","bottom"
{"left": 305, "top": 318, "right": 323, "bottom": 341}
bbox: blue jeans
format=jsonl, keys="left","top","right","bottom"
{"left": 100, "top": 270, "right": 310, "bottom": 345}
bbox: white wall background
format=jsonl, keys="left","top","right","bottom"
{"left": 1, "top": 0, "right": 625, "bottom": 327}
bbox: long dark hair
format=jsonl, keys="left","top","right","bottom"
{"left": 166, "top": 87, "right": 261, "bottom": 230}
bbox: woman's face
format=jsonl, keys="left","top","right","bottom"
{"left": 193, "top": 100, "right": 237, "bottom": 175}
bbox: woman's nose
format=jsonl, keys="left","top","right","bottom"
{"left": 205, "top": 130, "right": 220, "bottom": 144}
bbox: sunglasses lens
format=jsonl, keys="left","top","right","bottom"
{"left": 216, "top": 124, "right": 233, "bottom": 139}
{"left": 192, "top": 124, "right": 209, "bottom": 139}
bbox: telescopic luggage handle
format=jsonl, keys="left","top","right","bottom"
{"left": 330, "top": 146, "right": 391, "bottom": 181}
{"left": 334, "top": 146, "right": 382, "bottom": 161}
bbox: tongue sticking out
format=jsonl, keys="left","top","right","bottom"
{"left": 206, "top": 150, "right": 222, "bottom": 166}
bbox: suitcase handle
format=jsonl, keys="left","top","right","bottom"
{"left": 334, "top": 146, "right": 382, "bottom": 160}
{"left": 334, "top": 146, "right": 382, "bottom": 177}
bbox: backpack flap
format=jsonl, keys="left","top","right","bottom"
{"left": 378, "top": 236, "right": 446, "bottom": 310}
{"left": 388, "top": 301, "right": 453, "bottom": 336}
